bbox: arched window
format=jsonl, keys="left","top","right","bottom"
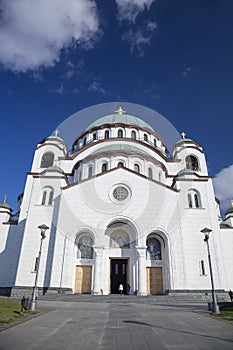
{"left": 40, "top": 152, "right": 54, "bottom": 168}
{"left": 131, "top": 131, "right": 136, "bottom": 140}
{"left": 102, "top": 163, "right": 107, "bottom": 172}
{"left": 118, "top": 129, "right": 123, "bottom": 138}
{"left": 185, "top": 155, "right": 199, "bottom": 171}
{"left": 154, "top": 139, "right": 157, "bottom": 147}
{"left": 92, "top": 132, "right": 97, "bottom": 141}
{"left": 134, "top": 164, "right": 140, "bottom": 173}
{"left": 146, "top": 237, "right": 162, "bottom": 260}
{"left": 83, "top": 137, "right": 86, "bottom": 147}
{"left": 144, "top": 133, "right": 148, "bottom": 142}
{"left": 41, "top": 191, "right": 47, "bottom": 205}
{"left": 187, "top": 189, "right": 202, "bottom": 208}
{"left": 158, "top": 172, "right": 162, "bottom": 182}
{"left": 194, "top": 193, "right": 200, "bottom": 208}
{"left": 188, "top": 193, "right": 192, "bottom": 208}
{"left": 48, "top": 190, "right": 53, "bottom": 205}
{"left": 88, "top": 165, "right": 93, "bottom": 178}
{"left": 76, "top": 236, "right": 93, "bottom": 259}
{"left": 148, "top": 167, "right": 153, "bottom": 179}
{"left": 41, "top": 187, "right": 54, "bottom": 206}
{"left": 104, "top": 130, "right": 110, "bottom": 139}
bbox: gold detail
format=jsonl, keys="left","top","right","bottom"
{"left": 231, "top": 200, "right": 233, "bottom": 208}
{"left": 181, "top": 132, "right": 186, "bottom": 139}
{"left": 115, "top": 107, "right": 126, "bottom": 115}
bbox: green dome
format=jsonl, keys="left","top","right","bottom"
{"left": 174, "top": 138, "right": 194, "bottom": 146}
{"left": 92, "top": 144, "right": 148, "bottom": 156}
{"left": 0, "top": 202, "right": 12, "bottom": 210}
{"left": 41, "top": 165, "right": 64, "bottom": 174}
{"left": 86, "top": 114, "right": 154, "bottom": 132}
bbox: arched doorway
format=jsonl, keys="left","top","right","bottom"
{"left": 105, "top": 220, "right": 137, "bottom": 295}
{"left": 145, "top": 232, "right": 170, "bottom": 295}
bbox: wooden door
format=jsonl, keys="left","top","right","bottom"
{"left": 147, "top": 267, "right": 163, "bottom": 295}
{"left": 75, "top": 266, "right": 92, "bottom": 293}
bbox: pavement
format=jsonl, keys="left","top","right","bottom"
{"left": 0, "top": 295, "right": 232, "bottom": 350}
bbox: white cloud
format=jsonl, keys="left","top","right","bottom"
{"left": 122, "top": 21, "right": 157, "bottom": 56}
{"left": 87, "top": 80, "right": 106, "bottom": 95}
{"left": 115, "top": 0, "right": 156, "bottom": 23}
{"left": 65, "top": 59, "right": 85, "bottom": 79}
{"left": 49, "top": 83, "right": 65, "bottom": 95}
{"left": 213, "top": 164, "right": 233, "bottom": 211}
{"left": 0, "top": 0, "right": 100, "bottom": 72}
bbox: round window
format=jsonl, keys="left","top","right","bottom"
{"left": 113, "top": 186, "right": 129, "bottom": 201}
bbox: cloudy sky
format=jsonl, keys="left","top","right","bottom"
{"left": 0, "top": 0, "right": 233, "bottom": 213}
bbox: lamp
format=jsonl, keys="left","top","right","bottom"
{"left": 201, "top": 227, "right": 220, "bottom": 314}
{"left": 30, "top": 224, "right": 49, "bottom": 310}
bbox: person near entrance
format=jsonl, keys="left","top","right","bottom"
{"left": 119, "top": 283, "right": 123, "bottom": 295}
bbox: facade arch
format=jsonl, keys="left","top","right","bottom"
{"left": 101, "top": 162, "right": 108, "bottom": 172}
{"left": 134, "top": 163, "right": 140, "bottom": 174}
{"left": 40, "top": 152, "right": 54, "bottom": 168}
{"left": 145, "top": 230, "right": 171, "bottom": 294}
{"left": 185, "top": 155, "right": 200, "bottom": 171}
{"left": 144, "top": 133, "right": 148, "bottom": 142}
{"left": 131, "top": 130, "right": 137, "bottom": 140}
{"left": 148, "top": 167, "right": 153, "bottom": 179}
{"left": 104, "top": 129, "right": 110, "bottom": 139}
{"left": 187, "top": 189, "right": 202, "bottom": 208}
{"left": 41, "top": 186, "right": 54, "bottom": 205}
{"left": 117, "top": 128, "right": 124, "bottom": 138}
{"left": 117, "top": 161, "right": 125, "bottom": 168}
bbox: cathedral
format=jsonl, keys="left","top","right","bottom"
{"left": 0, "top": 102, "right": 232, "bottom": 297}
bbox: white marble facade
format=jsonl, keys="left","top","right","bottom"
{"left": 0, "top": 103, "right": 233, "bottom": 297}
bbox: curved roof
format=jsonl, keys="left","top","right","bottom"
{"left": 174, "top": 138, "right": 194, "bottom": 146}
{"left": 92, "top": 144, "right": 148, "bottom": 156}
{"left": 86, "top": 113, "right": 154, "bottom": 132}
{"left": 41, "top": 165, "right": 64, "bottom": 175}
{"left": 0, "top": 202, "right": 12, "bottom": 210}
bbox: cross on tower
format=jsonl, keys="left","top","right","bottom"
{"left": 54, "top": 129, "right": 59, "bottom": 137}
{"left": 114, "top": 107, "right": 126, "bottom": 115}
{"left": 181, "top": 131, "right": 186, "bottom": 140}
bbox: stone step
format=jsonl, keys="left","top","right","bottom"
{"left": 40, "top": 293, "right": 230, "bottom": 303}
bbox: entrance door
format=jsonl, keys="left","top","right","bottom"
{"left": 147, "top": 267, "right": 163, "bottom": 295}
{"left": 110, "top": 259, "right": 127, "bottom": 294}
{"left": 75, "top": 266, "right": 92, "bottom": 293}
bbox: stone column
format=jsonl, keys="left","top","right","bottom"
{"left": 92, "top": 247, "right": 103, "bottom": 295}
{"left": 136, "top": 246, "right": 147, "bottom": 296}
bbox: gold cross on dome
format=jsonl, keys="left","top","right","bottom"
{"left": 181, "top": 131, "right": 186, "bottom": 139}
{"left": 115, "top": 107, "right": 126, "bottom": 115}
{"left": 4, "top": 195, "right": 7, "bottom": 203}
{"left": 231, "top": 200, "right": 233, "bottom": 208}
{"left": 54, "top": 129, "right": 59, "bottom": 136}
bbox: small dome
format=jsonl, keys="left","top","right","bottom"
{"left": 174, "top": 138, "right": 195, "bottom": 146}
{"left": 92, "top": 144, "right": 148, "bottom": 156}
{"left": 176, "top": 169, "right": 194, "bottom": 177}
{"left": 41, "top": 165, "right": 64, "bottom": 174}
{"left": 0, "top": 202, "right": 12, "bottom": 211}
{"left": 46, "top": 135, "right": 65, "bottom": 142}
{"left": 86, "top": 113, "right": 154, "bottom": 132}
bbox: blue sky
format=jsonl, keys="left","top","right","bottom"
{"left": 0, "top": 0, "right": 233, "bottom": 213}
